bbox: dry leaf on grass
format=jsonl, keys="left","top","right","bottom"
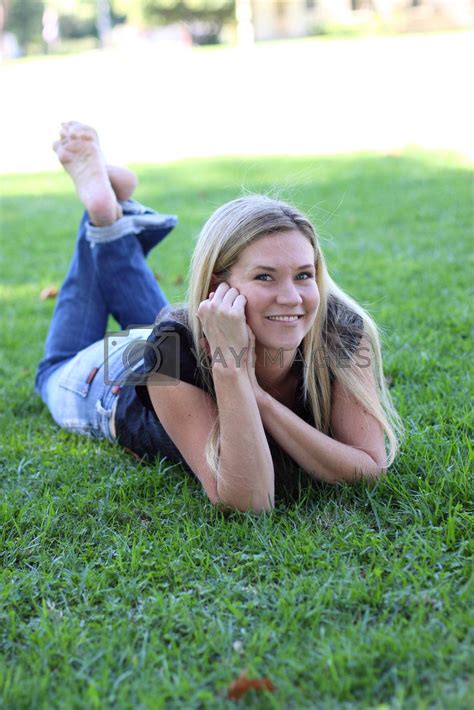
{"left": 227, "top": 670, "right": 275, "bottom": 701}
{"left": 40, "top": 286, "right": 58, "bottom": 300}
{"left": 173, "top": 275, "right": 184, "bottom": 286}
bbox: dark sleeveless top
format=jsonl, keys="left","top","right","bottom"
{"left": 114, "top": 300, "right": 363, "bottom": 501}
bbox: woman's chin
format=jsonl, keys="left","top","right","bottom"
{"left": 254, "top": 332, "right": 303, "bottom": 353}
{"left": 250, "top": 318, "right": 309, "bottom": 352}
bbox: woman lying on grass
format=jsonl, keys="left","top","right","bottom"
{"left": 35, "top": 122, "right": 402, "bottom": 513}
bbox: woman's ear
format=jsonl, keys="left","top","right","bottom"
{"left": 209, "top": 275, "right": 219, "bottom": 295}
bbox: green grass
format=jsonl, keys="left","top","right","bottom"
{"left": 0, "top": 150, "right": 473, "bottom": 708}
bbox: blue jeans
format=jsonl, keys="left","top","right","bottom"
{"left": 35, "top": 200, "right": 177, "bottom": 442}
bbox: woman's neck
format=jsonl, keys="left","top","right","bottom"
{"left": 254, "top": 344, "right": 297, "bottom": 388}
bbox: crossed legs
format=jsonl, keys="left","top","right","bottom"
{"left": 35, "top": 122, "right": 177, "bottom": 398}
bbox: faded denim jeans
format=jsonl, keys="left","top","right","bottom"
{"left": 35, "top": 200, "right": 177, "bottom": 441}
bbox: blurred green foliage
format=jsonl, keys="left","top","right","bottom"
{"left": 142, "top": 0, "right": 234, "bottom": 25}
{"left": 126, "top": 0, "right": 235, "bottom": 43}
{"left": 4, "top": 0, "right": 45, "bottom": 50}
{"left": 1, "top": 0, "right": 235, "bottom": 50}
{"left": 114, "top": 0, "right": 234, "bottom": 27}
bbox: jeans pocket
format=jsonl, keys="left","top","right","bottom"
{"left": 58, "top": 361, "right": 101, "bottom": 398}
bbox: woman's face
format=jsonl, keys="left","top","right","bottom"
{"left": 225, "top": 229, "right": 320, "bottom": 351}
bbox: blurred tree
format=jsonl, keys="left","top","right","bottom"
{"left": 0, "top": 0, "right": 6, "bottom": 32}
{"left": 3, "top": 0, "right": 45, "bottom": 50}
{"left": 139, "top": 1, "right": 234, "bottom": 42}
{"left": 51, "top": 0, "right": 125, "bottom": 40}
{"left": 58, "top": 12, "right": 98, "bottom": 39}
{"left": 98, "top": 0, "right": 237, "bottom": 43}
{"left": 142, "top": 0, "right": 233, "bottom": 23}
{"left": 96, "top": 0, "right": 112, "bottom": 45}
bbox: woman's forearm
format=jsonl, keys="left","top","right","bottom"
{"left": 213, "top": 366, "right": 275, "bottom": 512}
{"left": 257, "top": 393, "right": 383, "bottom": 485}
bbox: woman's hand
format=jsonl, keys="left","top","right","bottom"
{"left": 196, "top": 282, "right": 250, "bottom": 371}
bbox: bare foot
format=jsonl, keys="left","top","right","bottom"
{"left": 53, "top": 121, "right": 121, "bottom": 226}
{"left": 107, "top": 165, "right": 138, "bottom": 202}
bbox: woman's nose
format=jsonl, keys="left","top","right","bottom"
{"left": 275, "top": 281, "right": 303, "bottom": 306}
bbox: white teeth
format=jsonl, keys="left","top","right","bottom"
{"left": 267, "top": 316, "right": 300, "bottom": 321}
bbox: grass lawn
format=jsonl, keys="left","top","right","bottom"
{"left": 0, "top": 150, "right": 472, "bottom": 708}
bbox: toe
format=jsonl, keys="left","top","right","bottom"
{"left": 60, "top": 125, "right": 71, "bottom": 139}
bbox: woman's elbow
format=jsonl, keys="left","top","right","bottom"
{"left": 214, "top": 492, "right": 274, "bottom": 514}
{"left": 363, "top": 457, "right": 388, "bottom": 484}
{"left": 342, "top": 456, "right": 387, "bottom": 486}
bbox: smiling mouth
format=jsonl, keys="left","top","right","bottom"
{"left": 265, "top": 315, "right": 304, "bottom": 322}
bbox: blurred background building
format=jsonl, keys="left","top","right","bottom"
{"left": 251, "top": 1, "right": 474, "bottom": 41}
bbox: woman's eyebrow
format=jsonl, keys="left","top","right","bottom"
{"left": 249, "top": 264, "right": 314, "bottom": 272}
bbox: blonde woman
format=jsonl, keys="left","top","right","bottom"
{"left": 36, "top": 122, "right": 402, "bottom": 513}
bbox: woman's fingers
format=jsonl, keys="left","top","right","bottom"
{"left": 213, "top": 282, "right": 235, "bottom": 306}
{"left": 197, "top": 283, "right": 248, "bottom": 353}
{"left": 200, "top": 283, "right": 245, "bottom": 312}
{"left": 210, "top": 281, "right": 229, "bottom": 299}
{"left": 232, "top": 293, "right": 247, "bottom": 314}
{"left": 216, "top": 283, "right": 247, "bottom": 311}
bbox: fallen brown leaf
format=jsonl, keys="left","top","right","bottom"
{"left": 173, "top": 275, "right": 184, "bottom": 286}
{"left": 227, "top": 670, "right": 275, "bottom": 701}
{"left": 40, "top": 286, "right": 58, "bottom": 300}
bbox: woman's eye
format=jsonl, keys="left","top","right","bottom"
{"left": 256, "top": 272, "right": 314, "bottom": 281}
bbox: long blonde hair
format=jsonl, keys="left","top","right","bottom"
{"left": 181, "top": 194, "right": 403, "bottom": 481}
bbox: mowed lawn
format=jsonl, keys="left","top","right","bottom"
{"left": 0, "top": 151, "right": 472, "bottom": 708}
